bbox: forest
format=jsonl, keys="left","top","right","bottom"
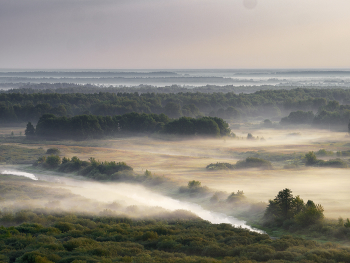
{"left": 25, "top": 113, "right": 231, "bottom": 140}
{"left": 2, "top": 85, "right": 350, "bottom": 263}
{"left": 1, "top": 87, "right": 350, "bottom": 128}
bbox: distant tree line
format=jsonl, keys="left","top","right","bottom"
{"left": 304, "top": 151, "right": 348, "bottom": 168}
{"left": 3, "top": 87, "right": 350, "bottom": 124}
{"left": 206, "top": 157, "right": 273, "bottom": 171}
{"left": 26, "top": 113, "right": 231, "bottom": 140}
{"left": 280, "top": 100, "right": 350, "bottom": 126}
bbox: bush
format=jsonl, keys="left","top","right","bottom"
{"left": 179, "top": 180, "right": 209, "bottom": 196}
{"left": 206, "top": 162, "right": 234, "bottom": 170}
{"left": 46, "top": 148, "right": 60, "bottom": 155}
{"left": 45, "top": 155, "right": 61, "bottom": 168}
{"left": 235, "top": 157, "right": 272, "bottom": 170}
{"left": 305, "top": 151, "right": 317, "bottom": 165}
{"left": 226, "top": 191, "right": 245, "bottom": 203}
{"left": 305, "top": 152, "right": 348, "bottom": 168}
{"left": 344, "top": 218, "right": 350, "bottom": 228}
{"left": 322, "top": 158, "right": 348, "bottom": 168}
{"left": 315, "top": 149, "right": 333, "bottom": 156}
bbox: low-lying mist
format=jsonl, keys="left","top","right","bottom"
{"left": 92, "top": 129, "right": 350, "bottom": 219}
{"left": 0, "top": 169, "right": 262, "bottom": 233}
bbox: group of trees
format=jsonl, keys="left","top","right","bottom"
{"left": 264, "top": 189, "right": 324, "bottom": 227}
{"left": 305, "top": 151, "right": 348, "bottom": 168}
{"left": 3, "top": 87, "right": 350, "bottom": 124}
{"left": 26, "top": 113, "right": 231, "bottom": 140}
{"left": 163, "top": 116, "right": 231, "bottom": 136}
{"left": 206, "top": 157, "right": 273, "bottom": 171}
{"left": 280, "top": 100, "right": 350, "bottom": 127}
{"left": 34, "top": 155, "right": 133, "bottom": 181}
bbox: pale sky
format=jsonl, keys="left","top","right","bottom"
{"left": 1, "top": 0, "right": 350, "bottom": 69}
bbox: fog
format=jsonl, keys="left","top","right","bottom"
{"left": 0, "top": 168, "right": 263, "bottom": 233}
{"left": 1, "top": 126, "right": 350, "bottom": 234}
{"left": 1, "top": 170, "right": 38, "bottom": 180}
{"left": 46, "top": 128, "right": 350, "bottom": 219}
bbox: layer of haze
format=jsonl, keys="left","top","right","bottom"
{"left": 0, "top": 170, "right": 261, "bottom": 233}
{"left": 1, "top": 0, "right": 350, "bottom": 69}
{"left": 5, "top": 128, "right": 350, "bottom": 219}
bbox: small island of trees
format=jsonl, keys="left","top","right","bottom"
{"left": 25, "top": 113, "right": 232, "bottom": 140}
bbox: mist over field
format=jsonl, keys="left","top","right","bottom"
{"left": 2, "top": 128, "right": 350, "bottom": 219}
{"left": 0, "top": 168, "right": 261, "bottom": 233}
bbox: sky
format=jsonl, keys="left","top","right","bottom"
{"left": 1, "top": 0, "right": 350, "bottom": 69}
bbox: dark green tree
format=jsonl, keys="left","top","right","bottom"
{"left": 275, "top": 188, "right": 295, "bottom": 220}
{"left": 45, "top": 155, "right": 61, "bottom": 168}
{"left": 305, "top": 151, "right": 317, "bottom": 165}
{"left": 294, "top": 200, "right": 324, "bottom": 226}
{"left": 25, "top": 122, "right": 36, "bottom": 137}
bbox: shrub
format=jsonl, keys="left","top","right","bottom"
{"left": 45, "top": 155, "right": 61, "bottom": 168}
{"left": 305, "top": 151, "right": 317, "bottom": 165}
{"left": 46, "top": 148, "right": 60, "bottom": 155}
{"left": 344, "top": 218, "right": 350, "bottom": 228}
{"left": 179, "top": 180, "right": 209, "bottom": 196}
{"left": 322, "top": 158, "right": 348, "bottom": 168}
{"left": 206, "top": 162, "right": 234, "bottom": 170}
{"left": 226, "top": 190, "right": 245, "bottom": 203}
{"left": 315, "top": 149, "right": 333, "bottom": 156}
{"left": 294, "top": 201, "right": 324, "bottom": 226}
{"left": 235, "top": 157, "right": 272, "bottom": 170}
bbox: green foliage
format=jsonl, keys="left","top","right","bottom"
{"left": 25, "top": 122, "right": 36, "bottom": 137}
{"left": 337, "top": 150, "right": 350, "bottom": 156}
{"left": 235, "top": 157, "right": 273, "bottom": 170}
{"left": 61, "top": 157, "right": 70, "bottom": 164}
{"left": 264, "top": 189, "right": 324, "bottom": 229}
{"left": 344, "top": 218, "right": 350, "bottom": 228}
{"left": 262, "top": 119, "right": 273, "bottom": 128}
{"left": 294, "top": 201, "right": 325, "bottom": 226}
{"left": 188, "top": 180, "right": 201, "bottom": 189}
{"left": 46, "top": 148, "right": 60, "bottom": 155}
{"left": 0, "top": 210, "right": 349, "bottom": 263}
{"left": 226, "top": 190, "right": 245, "bottom": 203}
{"left": 36, "top": 155, "right": 133, "bottom": 181}
{"left": 45, "top": 155, "right": 61, "bottom": 168}
{"left": 305, "top": 151, "right": 317, "bottom": 165}
{"left": 3, "top": 87, "right": 350, "bottom": 127}
{"left": 163, "top": 116, "right": 229, "bottom": 137}
{"left": 144, "top": 170, "right": 152, "bottom": 177}
{"left": 32, "top": 113, "right": 230, "bottom": 139}
{"left": 280, "top": 110, "right": 314, "bottom": 125}
{"left": 179, "top": 180, "right": 209, "bottom": 196}
{"left": 305, "top": 151, "right": 348, "bottom": 168}
{"left": 206, "top": 162, "right": 234, "bottom": 170}
{"left": 315, "top": 149, "right": 334, "bottom": 156}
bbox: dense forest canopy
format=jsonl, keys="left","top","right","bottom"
{"left": 1, "top": 87, "right": 350, "bottom": 127}
{"left": 27, "top": 113, "right": 231, "bottom": 140}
